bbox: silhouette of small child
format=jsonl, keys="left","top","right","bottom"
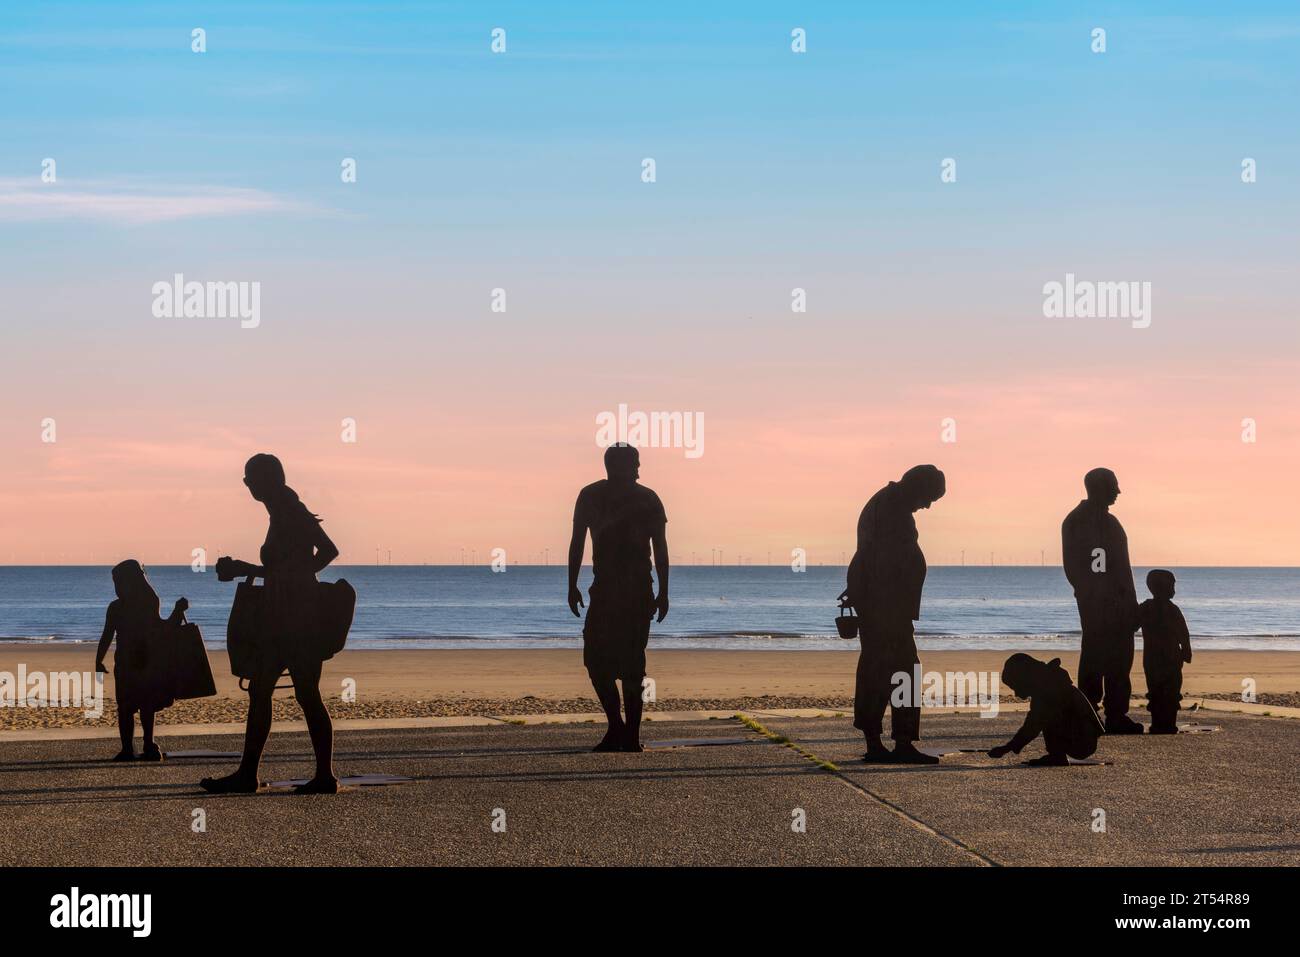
{"left": 988, "top": 654, "right": 1104, "bottom": 766}
{"left": 95, "top": 560, "right": 185, "bottom": 762}
{"left": 1139, "top": 569, "right": 1192, "bottom": 734}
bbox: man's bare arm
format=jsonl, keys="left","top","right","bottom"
{"left": 1061, "top": 517, "right": 1088, "bottom": 592}
{"left": 567, "top": 518, "right": 586, "bottom": 617}
{"left": 651, "top": 527, "right": 670, "bottom": 622}
{"left": 94, "top": 606, "right": 114, "bottom": 672}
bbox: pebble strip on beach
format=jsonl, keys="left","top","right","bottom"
{"left": 0, "top": 695, "right": 861, "bottom": 730}
{"left": 1200, "top": 691, "right": 1300, "bottom": 709}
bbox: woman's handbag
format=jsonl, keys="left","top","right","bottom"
{"left": 169, "top": 616, "right": 217, "bottom": 700}
{"left": 316, "top": 578, "right": 356, "bottom": 661}
{"left": 225, "top": 575, "right": 356, "bottom": 680}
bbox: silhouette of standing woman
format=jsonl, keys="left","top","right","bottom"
{"left": 202, "top": 454, "right": 341, "bottom": 794}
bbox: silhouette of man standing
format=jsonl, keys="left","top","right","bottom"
{"left": 568, "top": 444, "right": 669, "bottom": 752}
{"left": 1062, "top": 468, "right": 1143, "bottom": 734}
{"left": 848, "top": 465, "right": 946, "bottom": 763}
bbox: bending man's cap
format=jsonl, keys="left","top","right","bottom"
{"left": 901, "top": 464, "right": 946, "bottom": 500}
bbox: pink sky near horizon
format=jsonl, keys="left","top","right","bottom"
{"left": 4, "top": 344, "right": 1296, "bottom": 567}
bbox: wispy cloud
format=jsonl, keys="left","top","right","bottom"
{"left": 1232, "top": 21, "right": 1300, "bottom": 41}
{"left": 0, "top": 179, "right": 305, "bottom": 224}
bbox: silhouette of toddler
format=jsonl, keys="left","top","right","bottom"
{"left": 1139, "top": 569, "right": 1192, "bottom": 734}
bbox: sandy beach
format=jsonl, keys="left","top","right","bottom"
{"left": 1, "top": 644, "right": 1295, "bottom": 730}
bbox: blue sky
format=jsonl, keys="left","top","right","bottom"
{"left": 3, "top": 1, "right": 1295, "bottom": 367}
{"left": 4, "top": 1, "right": 1298, "bottom": 265}
{"left": 4, "top": 1, "right": 1297, "bottom": 359}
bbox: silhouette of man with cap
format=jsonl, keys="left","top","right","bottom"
{"left": 846, "top": 465, "right": 946, "bottom": 763}
{"left": 568, "top": 444, "right": 669, "bottom": 752}
{"left": 1062, "top": 468, "right": 1143, "bottom": 733}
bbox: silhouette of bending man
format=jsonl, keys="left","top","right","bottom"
{"left": 847, "top": 465, "right": 946, "bottom": 763}
{"left": 568, "top": 444, "right": 669, "bottom": 752}
{"left": 1062, "top": 467, "right": 1143, "bottom": 734}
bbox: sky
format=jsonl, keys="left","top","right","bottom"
{"left": 1, "top": 1, "right": 1298, "bottom": 566}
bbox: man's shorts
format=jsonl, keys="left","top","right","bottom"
{"left": 583, "top": 588, "right": 653, "bottom": 683}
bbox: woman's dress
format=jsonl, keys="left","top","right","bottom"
{"left": 258, "top": 500, "right": 323, "bottom": 672}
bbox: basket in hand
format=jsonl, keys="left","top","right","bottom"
{"left": 835, "top": 598, "right": 859, "bottom": 640}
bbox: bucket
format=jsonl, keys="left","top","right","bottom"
{"left": 835, "top": 605, "right": 859, "bottom": 640}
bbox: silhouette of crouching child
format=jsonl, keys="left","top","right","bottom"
{"left": 95, "top": 560, "right": 186, "bottom": 762}
{"left": 988, "top": 654, "right": 1104, "bottom": 766}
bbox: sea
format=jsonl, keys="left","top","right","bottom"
{"left": 0, "top": 565, "right": 1297, "bottom": 652}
